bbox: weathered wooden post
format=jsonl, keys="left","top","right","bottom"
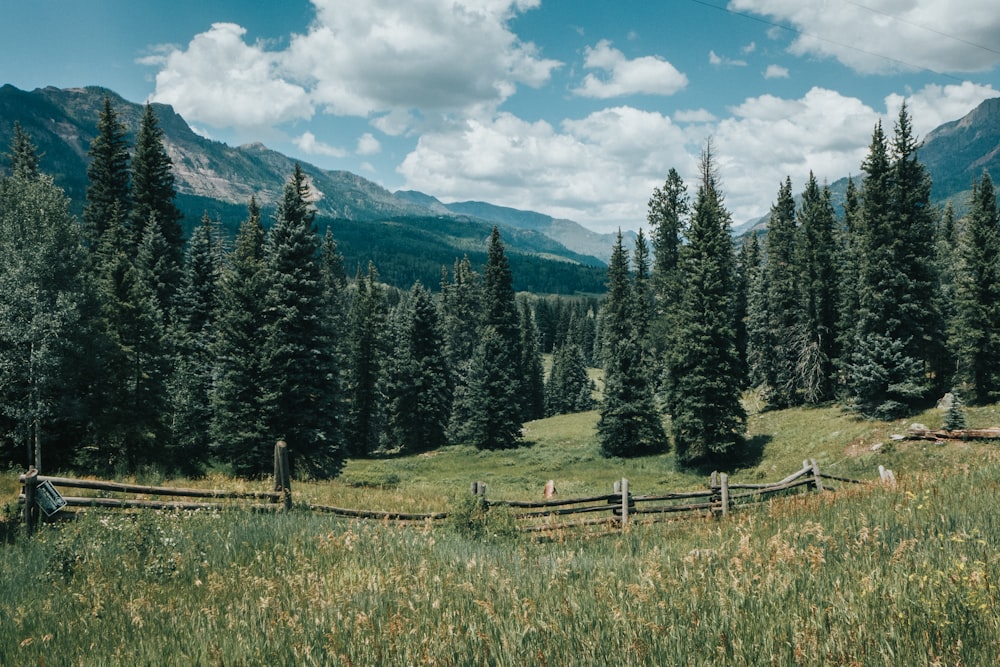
{"left": 22, "top": 467, "right": 39, "bottom": 535}
{"left": 619, "top": 478, "right": 629, "bottom": 529}
{"left": 470, "top": 481, "right": 487, "bottom": 497}
{"left": 719, "top": 473, "right": 729, "bottom": 517}
{"left": 274, "top": 440, "right": 292, "bottom": 510}
{"left": 810, "top": 458, "right": 824, "bottom": 493}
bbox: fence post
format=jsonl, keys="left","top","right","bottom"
{"left": 470, "top": 481, "right": 487, "bottom": 498}
{"left": 719, "top": 472, "right": 729, "bottom": 517}
{"left": 810, "top": 459, "right": 824, "bottom": 492}
{"left": 620, "top": 478, "right": 629, "bottom": 530}
{"left": 22, "top": 467, "right": 39, "bottom": 535}
{"left": 274, "top": 440, "right": 292, "bottom": 510}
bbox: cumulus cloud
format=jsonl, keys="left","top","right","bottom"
{"left": 573, "top": 40, "right": 687, "bottom": 98}
{"left": 293, "top": 131, "right": 348, "bottom": 158}
{"left": 399, "top": 82, "right": 998, "bottom": 232}
{"left": 731, "top": 0, "right": 1000, "bottom": 74}
{"left": 150, "top": 2, "right": 559, "bottom": 130}
{"left": 398, "top": 108, "right": 696, "bottom": 231}
{"left": 151, "top": 23, "right": 313, "bottom": 128}
{"left": 709, "top": 50, "right": 748, "bottom": 67}
{"left": 356, "top": 133, "right": 381, "bottom": 156}
{"left": 764, "top": 64, "right": 790, "bottom": 79}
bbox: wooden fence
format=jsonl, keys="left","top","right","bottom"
{"left": 19, "top": 441, "right": 292, "bottom": 535}
{"left": 19, "top": 451, "right": 864, "bottom": 536}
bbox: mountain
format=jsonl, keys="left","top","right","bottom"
{"left": 0, "top": 84, "right": 608, "bottom": 294}
{"left": 733, "top": 96, "right": 1000, "bottom": 236}
{"left": 395, "top": 192, "right": 633, "bottom": 263}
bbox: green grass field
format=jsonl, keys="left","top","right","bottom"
{"left": 2, "top": 403, "right": 999, "bottom": 665}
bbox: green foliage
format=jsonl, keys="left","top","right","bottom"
{"left": 130, "top": 103, "right": 183, "bottom": 264}
{"left": 666, "top": 145, "right": 746, "bottom": 465}
{"left": 944, "top": 390, "right": 968, "bottom": 431}
{"left": 448, "top": 494, "right": 519, "bottom": 541}
{"left": 545, "top": 344, "right": 595, "bottom": 416}
{"left": 345, "top": 262, "right": 387, "bottom": 457}
{"left": 462, "top": 327, "right": 523, "bottom": 450}
{"left": 83, "top": 96, "right": 130, "bottom": 250}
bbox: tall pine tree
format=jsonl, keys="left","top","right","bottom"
{"left": 952, "top": 172, "right": 1000, "bottom": 404}
{"left": 666, "top": 144, "right": 746, "bottom": 466}
{"left": 83, "top": 96, "right": 131, "bottom": 251}
{"left": 211, "top": 199, "right": 272, "bottom": 476}
{"left": 260, "top": 164, "right": 344, "bottom": 478}
{"left": 345, "top": 262, "right": 386, "bottom": 457}
{"left": 597, "top": 232, "right": 667, "bottom": 458}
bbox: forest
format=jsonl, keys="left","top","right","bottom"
{"left": 1, "top": 97, "right": 997, "bottom": 480}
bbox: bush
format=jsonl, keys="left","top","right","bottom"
{"left": 448, "top": 494, "right": 519, "bottom": 542}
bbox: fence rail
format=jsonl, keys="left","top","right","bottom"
{"left": 18, "top": 450, "right": 866, "bottom": 536}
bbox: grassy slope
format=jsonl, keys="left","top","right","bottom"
{"left": 2, "top": 403, "right": 999, "bottom": 665}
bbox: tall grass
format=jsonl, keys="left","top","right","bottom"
{"left": 2, "top": 404, "right": 999, "bottom": 664}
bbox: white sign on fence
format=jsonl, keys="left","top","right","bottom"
{"left": 35, "top": 480, "right": 66, "bottom": 516}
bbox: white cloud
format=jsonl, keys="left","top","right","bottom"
{"left": 573, "top": 40, "right": 687, "bottom": 98}
{"left": 399, "top": 82, "right": 998, "bottom": 232}
{"left": 709, "top": 50, "right": 747, "bottom": 67}
{"left": 764, "top": 64, "right": 789, "bottom": 79}
{"left": 356, "top": 132, "right": 381, "bottom": 156}
{"left": 150, "top": 2, "right": 559, "bottom": 130}
{"left": 292, "top": 131, "right": 348, "bottom": 157}
{"left": 398, "top": 108, "right": 696, "bottom": 232}
{"left": 884, "top": 81, "right": 999, "bottom": 136}
{"left": 731, "top": 0, "right": 1000, "bottom": 74}
{"left": 151, "top": 23, "right": 313, "bottom": 128}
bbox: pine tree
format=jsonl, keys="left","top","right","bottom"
{"left": 4, "top": 121, "right": 41, "bottom": 179}
{"left": 167, "top": 214, "right": 218, "bottom": 474}
{"left": 440, "top": 256, "right": 483, "bottom": 443}
{"left": 740, "top": 232, "right": 767, "bottom": 390}
{"left": 92, "top": 204, "right": 170, "bottom": 471}
{"left": 260, "top": 165, "right": 343, "bottom": 478}
{"left": 458, "top": 228, "right": 525, "bottom": 449}
{"left": 847, "top": 109, "right": 940, "bottom": 418}
{"left": 647, "top": 168, "right": 689, "bottom": 370}
{"left": 951, "top": 172, "right": 1000, "bottom": 404}
{"left": 795, "top": 173, "right": 840, "bottom": 403}
{"left": 386, "top": 282, "right": 452, "bottom": 453}
{"left": 545, "top": 344, "right": 595, "bottom": 416}
{"left": 211, "top": 199, "right": 271, "bottom": 476}
{"left": 463, "top": 326, "right": 523, "bottom": 450}
{"left": 0, "top": 168, "right": 102, "bottom": 470}
{"left": 763, "top": 176, "right": 801, "bottom": 407}
{"left": 597, "top": 232, "right": 667, "bottom": 458}
{"left": 131, "top": 103, "right": 184, "bottom": 261}
{"left": 83, "top": 96, "right": 131, "bottom": 250}
{"left": 345, "top": 262, "right": 386, "bottom": 457}
{"left": 666, "top": 144, "right": 746, "bottom": 466}
{"left": 518, "top": 300, "right": 546, "bottom": 422}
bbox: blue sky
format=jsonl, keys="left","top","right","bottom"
{"left": 4, "top": 0, "right": 1000, "bottom": 232}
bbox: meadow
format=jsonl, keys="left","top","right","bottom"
{"left": 1, "top": 403, "right": 999, "bottom": 665}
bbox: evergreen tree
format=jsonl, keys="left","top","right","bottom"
{"left": 0, "top": 169, "right": 102, "bottom": 470}
{"left": 847, "top": 109, "right": 941, "bottom": 418}
{"left": 952, "top": 172, "right": 1000, "bottom": 404}
{"left": 518, "top": 300, "right": 546, "bottom": 422}
{"left": 131, "top": 103, "right": 184, "bottom": 262}
{"left": 211, "top": 199, "right": 271, "bottom": 476}
{"left": 891, "top": 104, "right": 946, "bottom": 394}
{"left": 666, "top": 144, "right": 746, "bottom": 466}
{"left": 795, "top": 173, "right": 840, "bottom": 403}
{"left": 4, "top": 121, "right": 41, "bottom": 179}
{"left": 647, "top": 168, "right": 689, "bottom": 369}
{"left": 740, "top": 232, "right": 767, "bottom": 390}
{"left": 545, "top": 343, "right": 595, "bottom": 416}
{"left": 463, "top": 326, "right": 523, "bottom": 450}
{"left": 260, "top": 165, "right": 344, "bottom": 478}
{"left": 92, "top": 203, "right": 170, "bottom": 471}
{"left": 763, "top": 176, "right": 801, "bottom": 407}
{"left": 458, "top": 228, "right": 525, "bottom": 449}
{"left": 83, "top": 96, "right": 131, "bottom": 250}
{"left": 597, "top": 232, "right": 667, "bottom": 458}
{"left": 944, "top": 389, "right": 968, "bottom": 431}
{"left": 167, "top": 214, "right": 218, "bottom": 474}
{"left": 835, "top": 175, "right": 862, "bottom": 395}
{"left": 440, "top": 256, "right": 482, "bottom": 443}
{"left": 385, "top": 282, "right": 452, "bottom": 453}
{"left": 345, "top": 262, "right": 386, "bottom": 457}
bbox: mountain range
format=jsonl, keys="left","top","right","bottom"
{"left": 2, "top": 84, "right": 1000, "bottom": 288}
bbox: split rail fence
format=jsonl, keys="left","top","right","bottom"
{"left": 19, "top": 447, "right": 864, "bottom": 536}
